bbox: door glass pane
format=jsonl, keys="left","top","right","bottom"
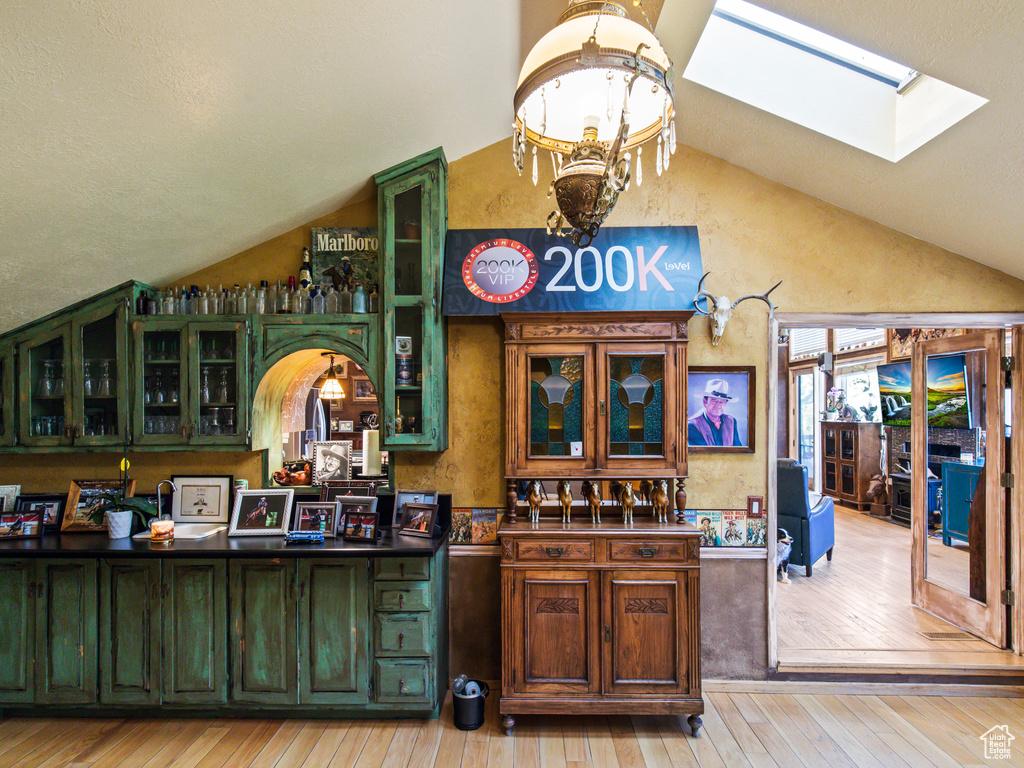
{"left": 823, "top": 428, "right": 836, "bottom": 457}
{"left": 0, "top": 357, "right": 6, "bottom": 438}
{"left": 80, "top": 314, "right": 119, "bottom": 438}
{"left": 141, "top": 330, "right": 182, "bottom": 436}
{"left": 795, "top": 372, "right": 815, "bottom": 481}
{"left": 824, "top": 462, "right": 836, "bottom": 491}
{"left": 840, "top": 429, "right": 855, "bottom": 460}
{"left": 529, "top": 356, "right": 583, "bottom": 457}
{"left": 197, "top": 330, "right": 238, "bottom": 437}
{"left": 608, "top": 355, "right": 663, "bottom": 456}
{"left": 840, "top": 464, "right": 855, "bottom": 495}
{"left": 394, "top": 306, "right": 423, "bottom": 436}
{"left": 924, "top": 349, "right": 982, "bottom": 600}
{"left": 27, "top": 337, "right": 65, "bottom": 438}
{"left": 393, "top": 187, "right": 423, "bottom": 297}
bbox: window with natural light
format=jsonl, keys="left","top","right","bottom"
{"left": 683, "top": 0, "right": 988, "bottom": 161}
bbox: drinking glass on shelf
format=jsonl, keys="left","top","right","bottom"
{"left": 223, "top": 407, "right": 235, "bottom": 435}
{"left": 53, "top": 360, "right": 64, "bottom": 396}
{"left": 98, "top": 359, "right": 113, "bottom": 397}
{"left": 167, "top": 373, "right": 179, "bottom": 404}
{"left": 168, "top": 415, "right": 179, "bottom": 435}
{"left": 154, "top": 372, "right": 166, "bottom": 405}
{"left": 209, "top": 407, "right": 221, "bottom": 436}
{"left": 37, "top": 361, "right": 54, "bottom": 398}
{"left": 200, "top": 367, "right": 211, "bottom": 404}
{"left": 83, "top": 360, "right": 94, "bottom": 397}
{"left": 217, "top": 368, "right": 229, "bottom": 404}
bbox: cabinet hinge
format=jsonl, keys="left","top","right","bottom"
{"left": 1002, "top": 356, "right": 1015, "bottom": 372}
{"left": 1001, "top": 472, "right": 1014, "bottom": 489}
{"left": 1002, "top": 589, "right": 1015, "bottom": 606}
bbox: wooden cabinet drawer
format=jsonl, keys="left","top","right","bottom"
{"left": 515, "top": 539, "right": 594, "bottom": 563}
{"left": 374, "top": 558, "right": 430, "bottom": 581}
{"left": 607, "top": 539, "right": 696, "bottom": 564}
{"left": 374, "top": 581, "right": 431, "bottom": 612}
{"left": 374, "top": 659, "right": 431, "bottom": 704}
{"left": 374, "top": 613, "right": 430, "bottom": 657}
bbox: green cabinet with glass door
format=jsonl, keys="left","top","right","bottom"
{"left": 0, "top": 343, "right": 14, "bottom": 448}
{"left": 375, "top": 147, "right": 448, "bottom": 452}
{"left": 132, "top": 317, "right": 250, "bottom": 447}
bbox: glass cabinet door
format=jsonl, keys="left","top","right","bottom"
{"left": 0, "top": 345, "right": 14, "bottom": 447}
{"left": 526, "top": 349, "right": 592, "bottom": 467}
{"left": 18, "top": 325, "right": 72, "bottom": 447}
{"left": 132, "top": 320, "right": 188, "bottom": 446}
{"left": 71, "top": 303, "right": 128, "bottom": 447}
{"left": 189, "top": 321, "right": 249, "bottom": 445}
{"left": 379, "top": 158, "right": 446, "bottom": 450}
{"left": 823, "top": 427, "right": 837, "bottom": 458}
{"left": 839, "top": 428, "right": 856, "bottom": 460}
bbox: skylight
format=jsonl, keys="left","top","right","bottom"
{"left": 683, "top": 0, "right": 987, "bottom": 161}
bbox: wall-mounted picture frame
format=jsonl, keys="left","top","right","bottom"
{"left": 886, "top": 328, "right": 967, "bottom": 362}
{"left": 353, "top": 378, "right": 376, "bottom": 402}
{"left": 310, "top": 226, "right": 379, "bottom": 292}
{"left": 62, "top": 479, "right": 136, "bottom": 532}
{"left": 0, "top": 485, "right": 21, "bottom": 515}
{"left": 228, "top": 488, "right": 294, "bottom": 536}
{"left": 319, "top": 480, "right": 379, "bottom": 504}
{"left": 311, "top": 440, "right": 352, "bottom": 485}
{"left": 0, "top": 507, "right": 43, "bottom": 541}
{"left": 291, "top": 501, "right": 342, "bottom": 538}
{"left": 171, "top": 475, "right": 233, "bottom": 524}
{"left": 338, "top": 420, "right": 354, "bottom": 432}
{"left": 339, "top": 496, "right": 379, "bottom": 542}
{"left": 687, "top": 367, "right": 755, "bottom": 453}
{"left": 397, "top": 502, "right": 438, "bottom": 538}
{"left": 15, "top": 494, "right": 66, "bottom": 531}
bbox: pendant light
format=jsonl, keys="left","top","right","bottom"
{"left": 513, "top": 0, "right": 675, "bottom": 246}
{"left": 319, "top": 354, "right": 344, "bottom": 400}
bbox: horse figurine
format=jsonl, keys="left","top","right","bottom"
{"left": 619, "top": 481, "right": 635, "bottom": 525}
{"left": 651, "top": 479, "right": 670, "bottom": 523}
{"left": 638, "top": 480, "right": 653, "bottom": 507}
{"left": 526, "top": 480, "right": 547, "bottom": 524}
{"left": 582, "top": 480, "right": 601, "bottom": 524}
{"left": 556, "top": 480, "right": 573, "bottom": 524}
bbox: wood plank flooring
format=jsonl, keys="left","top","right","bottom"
{"left": 777, "top": 503, "right": 1023, "bottom": 672}
{"left": 2, "top": 691, "right": 1023, "bottom": 767}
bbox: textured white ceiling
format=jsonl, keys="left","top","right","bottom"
{"left": 0, "top": 0, "right": 1020, "bottom": 334}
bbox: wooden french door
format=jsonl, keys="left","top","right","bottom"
{"left": 911, "top": 330, "right": 1007, "bottom": 646}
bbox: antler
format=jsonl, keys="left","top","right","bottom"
{"left": 731, "top": 280, "right": 782, "bottom": 314}
{"left": 692, "top": 271, "right": 715, "bottom": 316}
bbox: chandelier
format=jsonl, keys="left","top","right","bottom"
{"left": 513, "top": 0, "right": 676, "bottom": 246}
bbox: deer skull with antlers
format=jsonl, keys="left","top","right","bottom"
{"left": 693, "top": 272, "right": 782, "bottom": 346}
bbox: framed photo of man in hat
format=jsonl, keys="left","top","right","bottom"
{"left": 686, "top": 367, "right": 755, "bottom": 453}
{"left": 311, "top": 440, "right": 352, "bottom": 485}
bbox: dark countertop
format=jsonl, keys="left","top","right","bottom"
{"left": 0, "top": 527, "right": 447, "bottom": 559}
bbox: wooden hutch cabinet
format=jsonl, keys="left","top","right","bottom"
{"left": 820, "top": 421, "right": 881, "bottom": 510}
{"left": 500, "top": 311, "right": 702, "bottom": 736}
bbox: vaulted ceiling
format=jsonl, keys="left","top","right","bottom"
{"left": 0, "top": 0, "right": 1020, "bottom": 333}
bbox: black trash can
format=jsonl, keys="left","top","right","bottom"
{"left": 452, "top": 680, "right": 489, "bottom": 730}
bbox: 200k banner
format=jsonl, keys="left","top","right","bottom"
{"left": 442, "top": 226, "right": 703, "bottom": 315}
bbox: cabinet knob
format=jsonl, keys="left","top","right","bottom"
{"left": 638, "top": 547, "right": 657, "bottom": 558}
{"left": 398, "top": 593, "right": 404, "bottom": 608}
{"left": 399, "top": 562, "right": 405, "bottom": 578}
{"left": 398, "top": 632, "right": 404, "bottom": 649}
{"left": 545, "top": 547, "right": 564, "bottom": 558}
{"left": 399, "top": 678, "right": 406, "bottom": 693}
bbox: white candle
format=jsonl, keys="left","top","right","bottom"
{"left": 363, "top": 429, "right": 381, "bottom": 475}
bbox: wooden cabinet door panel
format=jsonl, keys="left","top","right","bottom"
{"left": 298, "top": 559, "right": 368, "bottom": 705}
{"left": 603, "top": 570, "right": 690, "bottom": 696}
{"left": 513, "top": 569, "right": 599, "bottom": 694}
{"left": 163, "top": 560, "right": 227, "bottom": 704}
{"left": 99, "top": 560, "right": 161, "bottom": 705}
{"left": 230, "top": 559, "right": 297, "bottom": 705}
{"left": 35, "top": 559, "right": 97, "bottom": 704}
{"left": 0, "top": 560, "right": 34, "bottom": 702}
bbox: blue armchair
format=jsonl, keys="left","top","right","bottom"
{"left": 777, "top": 459, "right": 835, "bottom": 577}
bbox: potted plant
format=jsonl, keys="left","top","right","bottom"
{"left": 87, "top": 451, "right": 159, "bottom": 539}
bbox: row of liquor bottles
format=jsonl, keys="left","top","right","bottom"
{"left": 136, "top": 276, "right": 379, "bottom": 316}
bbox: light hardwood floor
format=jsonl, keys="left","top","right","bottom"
{"left": 777, "top": 503, "right": 1024, "bottom": 672}
{"left": 2, "top": 690, "right": 1024, "bottom": 768}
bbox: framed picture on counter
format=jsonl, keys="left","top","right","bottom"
{"left": 396, "top": 502, "right": 438, "bottom": 538}
{"left": 320, "top": 480, "right": 379, "bottom": 504}
{"left": 291, "top": 501, "right": 342, "bottom": 538}
{"left": 311, "top": 440, "right": 352, "bottom": 485}
{"left": 62, "top": 479, "right": 136, "bottom": 532}
{"left": 0, "top": 485, "right": 21, "bottom": 515}
{"left": 228, "top": 488, "right": 293, "bottom": 536}
{"left": 14, "top": 494, "right": 66, "bottom": 531}
{"left": 338, "top": 496, "right": 379, "bottom": 542}
{"left": 171, "top": 475, "right": 233, "bottom": 523}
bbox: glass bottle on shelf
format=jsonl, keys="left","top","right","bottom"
{"left": 311, "top": 287, "right": 325, "bottom": 314}
{"left": 299, "top": 248, "right": 313, "bottom": 290}
{"left": 200, "top": 366, "right": 211, "bottom": 404}
{"left": 369, "top": 284, "right": 379, "bottom": 313}
{"left": 352, "top": 281, "right": 368, "bottom": 313}
{"left": 339, "top": 281, "right": 352, "bottom": 313}
{"left": 257, "top": 281, "right": 268, "bottom": 314}
{"left": 325, "top": 285, "right": 338, "bottom": 313}
{"left": 279, "top": 277, "right": 294, "bottom": 314}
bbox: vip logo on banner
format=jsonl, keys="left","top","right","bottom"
{"left": 442, "top": 227, "right": 703, "bottom": 315}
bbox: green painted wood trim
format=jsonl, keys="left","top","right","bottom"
{"left": 373, "top": 658, "right": 432, "bottom": 705}
{"left": 34, "top": 559, "right": 97, "bottom": 705}
{"left": 70, "top": 299, "right": 131, "bottom": 448}
{"left": 0, "top": 560, "right": 35, "bottom": 702}
{"left": 373, "top": 147, "right": 447, "bottom": 185}
{"left": 18, "top": 323, "right": 73, "bottom": 448}
{"left": 432, "top": 542, "right": 450, "bottom": 706}
{"left": 373, "top": 612, "right": 431, "bottom": 657}
{"left": 0, "top": 281, "right": 146, "bottom": 345}
{"left": 131, "top": 320, "right": 191, "bottom": 447}
{"left": 253, "top": 318, "right": 377, "bottom": 386}
{"left": 0, "top": 345, "right": 15, "bottom": 448}
{"left": 162, "top": 559, "right": 227, "bottom": 704}
{"left": 229, "top": 559, "right": 297, "bottom": 705}
{"left": 99, "top": 559, "right": 161, "bottom": 706}
{"left": 188, "top": 321, "right": 251, "bottom": 447}
{"left": 297, "top": 558, "right": 370, "bottom": 705}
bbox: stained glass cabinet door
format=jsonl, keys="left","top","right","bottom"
{"left": 597, "top": 343, "right": 679, "bottom": 472}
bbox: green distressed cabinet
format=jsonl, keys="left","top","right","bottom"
{"left": 0, "top": 343, "right": 15, "bottom": 447}
{"left": 132, "top": 318, "right": 250, "bottom": 447}
{"left": 35, "top": 559, "right": 98, "bottom": 705}
{"left": 0, "top": 560, "right": 35, "bottom": 702}
{"left": 375, "top": 148, "right": 448, "bottom": 452}
{"left": 162, "top": 560, "right": 228, "bottom": 704}
{"left": 99, "top": 559, "right": 161, "bottom": 705}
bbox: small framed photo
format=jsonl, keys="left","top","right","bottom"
{"left": 353, "top": 378, "right": 376, "bottom": 402}
{"left": 171, "top": 475, "right": 233, "bottom": 523}
{"left": 394, "top": 489, "right": 438, "bottom": 521}
{"left": 228, "top": 489, "right": 294, "bottom": 536}
{"left": 338, "top": 420, "right": 354, "bottom": 432}
{"left": 320, "top": 481, "right": 379, "bottom": 504}
{"left": 687, "top": 367, "right": 755, "bottom": 453}
{"left": 397, "top": 502, "right": 438, "bottom": 538}
{"left": 0, "top": 508, "right": 43, "bottom": 540}
{"left": 15, "top": 494, "right": 66, "bottom": 531}
{"left": 292, "top": 501, "right": 342, "bottom": 537}
{"left": 311, "top": 440, "right": 352, "bottom": 485}
{"left": 63, "top": 479, "right": 136, "bottom": 532}
{"left": 0, "top": 485, "right": 21, "bottom": 514}
{"left": 338, "top": 497, "right": 379, "bottom": 542}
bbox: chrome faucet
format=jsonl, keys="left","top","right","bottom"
{"left": 155, "top": 480, "right": 177, "bottom": 518}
